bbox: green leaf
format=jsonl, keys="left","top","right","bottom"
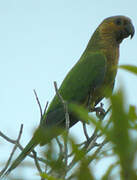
{"left": 119, "top": 65, "right": 137, "bottom": 75}
{"left": 110, "top": 90, "right": 130, "bottom": 159}
{"left": 68, "top": 103, "right": 89, "bottom": 124}
{"left": 40, "top": 173, "right": 63, "bottom": 180}
{"left": 102, "top": 163, "right": 117, "bottom": 180}
{"left": 128, "top": 105, "right": 137, "bottom": 121}
{"left": 109, "top": 89, "right": 137, "bottom": 179}
{"left": 77, "top": 160, "right": 94, "bottom": 180}
{"left": 69, "top": 103, "right": 108, "bottom": 136}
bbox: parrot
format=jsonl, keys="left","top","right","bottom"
{"left": 2, "top": 15, "right": 135, "bottom": 177}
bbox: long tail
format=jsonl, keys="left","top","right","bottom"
{"left": 2, "top": 137, "right": 38, "bottom": 178}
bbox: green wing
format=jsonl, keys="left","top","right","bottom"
{"left": 42, "top": 52, "right": 107, "bottom": 129}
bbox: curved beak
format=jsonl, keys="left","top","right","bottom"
{"left": 125, "top": 22, "right": 135, "bottom": 39}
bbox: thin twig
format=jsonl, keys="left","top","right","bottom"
{"left": 0, "top": 130, "right": 21, "bottom": 144}
{"left": 67, "top": 138, "right": 107, "bottom": 173}
{"left": 87, "top": 139, "right": 108, "bottom": 164}
{"left": 86, "top": 135, "right": 98, "bottom": 152}
{"left": 54, "top": 81, "right": 70, "bottom": 178}
{"left": 0, "top": 129, "right": 48, "bottom": 165}
{"left": 32, "top": 150, "right": 42, "bottom": 173}
{"left": 0, "top": 124, "right": 23, "bottom": 175}
{"left": 56, "top": 137, "right": 63, "bottom": 155}
{"left": 34, "top": 89, "right": 43, "bottom": 118}
{"left": 54, "top": 81, "right": 65, "bottom": 104}
{"left": 67, "top": 139, "right": 108, "bottom": 179}
{"left": 104, "top": 105, "right": 112, "bottom": 117}
{"left": 82, "top": 122, "right": 89, "bottom": 141}
{"left": 44, "top": 101, "right": 49, "bottom": 114}
{"left": 32, "top": 150, "right": 45, "bottom": 180}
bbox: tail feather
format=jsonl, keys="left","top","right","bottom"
{"left": 2, "top": 137, "right": 37, "bottom": 177}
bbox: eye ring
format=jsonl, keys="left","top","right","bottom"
{"left": 115, "top": 18, "right": 122, "bottom": 25}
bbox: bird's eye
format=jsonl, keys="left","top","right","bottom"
{"left": 115, "top": 18, "right": 122, "bottom": 25}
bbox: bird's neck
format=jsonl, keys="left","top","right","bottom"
{"left": 84, "top": 30, "right": 120, "bottom": 67}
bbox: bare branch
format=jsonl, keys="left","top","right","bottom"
{"left": 44, "top": 101, "right": 49, "bottom": 114}
{"left": 34, "top": 89, "right": 43, "bottom": 118}
{"left": 54, "top": 81, "right": 64, "bottom": 104}
{"left": 82, "top": 122, "right": 89, "bottom": 141}
{"left": 0, "top": 124, "right": 23, "bottom": 175}
{"left": 54, "top": 81, "right": 70, "bottom": 178}
{"left": 56, "top": 137, "right": 63, "bottom": 155}
{"left": 32, "top": 150, "right": 46, "bottom": 180}
{"left": 104, "top": 105, "right": 112, "bottom": 117}
{"left": 66, "top": 139, "right": 108, "bottom": 180}
{"left": 0, "top": 128, "right": 48, "bottom": 165}
{"left": 53, "top": 81, "right": 70, "bottom": 131}
{"left": 32, "top": 150, "right": 42, "bottom": 173}
{"left": 88, "top": 139, "right": 108, "bottom": 163}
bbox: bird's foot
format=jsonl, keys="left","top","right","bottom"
{"left": 91, "top": 103, "right": 106, "bottom": 120}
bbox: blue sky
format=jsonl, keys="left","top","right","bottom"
{"left": 0, "top": 1, "right": 137, "bottom": 179}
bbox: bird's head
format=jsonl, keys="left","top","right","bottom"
{"left": 99, "top": 16, "right": 135, "bottom": 44}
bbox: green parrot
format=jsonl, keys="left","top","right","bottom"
{"left": 2, "top": 15, "right": 134, "bottom": 177}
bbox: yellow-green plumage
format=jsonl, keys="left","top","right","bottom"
{"left": 2, "top": 15, "right": 134, "bottom": 177}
